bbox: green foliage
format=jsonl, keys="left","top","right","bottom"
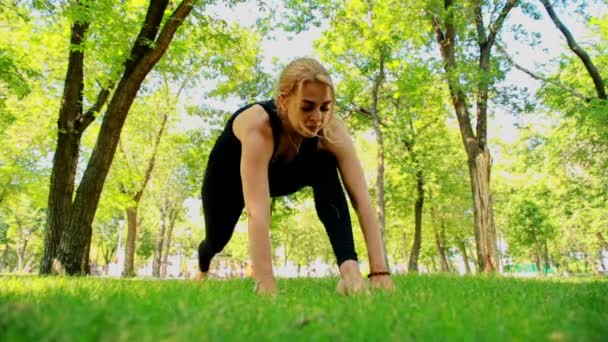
{"left": 508, "top": 198, "right": 555, "bottom": 252}
{"left": 135, "top": 223, "right": 156, "bottom": 261}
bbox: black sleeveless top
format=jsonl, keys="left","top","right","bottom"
{"left": 203, "top": 100, "right": 320, "bottom": 197}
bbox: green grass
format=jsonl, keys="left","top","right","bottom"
{"left": 1, "top": 275, "right": 606, "bottom": 341}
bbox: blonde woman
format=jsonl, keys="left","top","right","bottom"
{"left": 198, "top": 58, "right": 394, "bottom": 295}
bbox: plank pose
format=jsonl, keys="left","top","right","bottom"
{"left": 198, "top": 58, "right": 393, "bottom": 295}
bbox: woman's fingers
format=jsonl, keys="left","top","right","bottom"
{"left": 370, "top": 275, "right": 395, "bottom": 290}
{"left": 254, "top": 279, "right": 277, "bottom": 296}
{"left": 336, "top": 276, "right": 369, "bottom": 295}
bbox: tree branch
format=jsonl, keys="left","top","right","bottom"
{"left": 432, "top": 0, "right": 477, "bottom": 153}
{"left": 476, "top": 0, "right": 517, "bottom": 149}
{"left": 139, "top": 0, "right": 195, "bottom": 74}
{"left": 344, "top": 105, "right": 388, "bottom": 127}
{"left": 118, "top": 139, "right": 139, "bottom": 195}
{"left": 59, "top": 20, "right": 89, "bottom": 135}
{"left": 497, "top": 44, "right": 591, "bottom": 102}
{"left": 487, "top": 0, "right": 517, "bottom": 48}
{"left": 134, "top": 112, "right": 169, "bottom": 203}
{"left": 124, "top": 0, "right": 170, "bottom": 76}
{"left": 539, "top": 0, "right": 606, "bottom": 99}
{"left": 474, "top": 3, "right": 487, "bottom": 48}
{"left": 77, "top": 82, "right": 115, "bottom": 133}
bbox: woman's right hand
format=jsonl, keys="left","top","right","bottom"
{"left": 254, "top": 277, "right": 277, "bottom": 296}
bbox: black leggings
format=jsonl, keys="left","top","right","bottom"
{"left": 198, "top": 151, "right": 358, "bottom": 272}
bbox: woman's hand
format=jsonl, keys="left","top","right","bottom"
{"left": 254, "top": 277, "right": 277, "bottom": 296}
{"left": 336, "top": 260, "right": 368, "bottom": 295}
{"left": 369, "top": 274, "right": 394, "bottom": 291}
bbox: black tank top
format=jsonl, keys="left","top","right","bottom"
{"left": 203, "top": 100, "right": 320, "bottom": 196}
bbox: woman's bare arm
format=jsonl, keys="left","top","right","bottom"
{"left": 233, "top": 105, "right": 276, "bottom": 293}
{"left": 323, "top": 120, "right": 393, "bottom": 289}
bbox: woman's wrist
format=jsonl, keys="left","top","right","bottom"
{"left": 254, "top": 272, "right": 275, "bottom": 282}
{"left": 367, "top": 270, "right": 391, "bottom": 278}
{"left": 338, "top": 260, "right": 361, "bottom": 278}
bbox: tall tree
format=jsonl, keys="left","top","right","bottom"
{"left": 317, "top": 0, "right": 419, "bottom": 265}
{"left": 42, "top": 0, "right": 195, "bottom": 275}
{"left": 150, "top": 138, "right": 193, "bottom": 278}
{"left": 118, "top": 101, "right": 168, "bottom": 277}
{"left": 430, "top": 0, "right": 518, "bottom": 272}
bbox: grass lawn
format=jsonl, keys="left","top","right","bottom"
{"left": 1, "top": 274, "right": 606, "bottom": 341}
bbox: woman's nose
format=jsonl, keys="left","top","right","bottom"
{"left": 310, "top": 108, "right": 323, "bottom": 121}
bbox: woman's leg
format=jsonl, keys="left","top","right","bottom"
{"left": 198, "top": 186, "right": 244, "bottom": 273}
{"left": 309, "top": 152, "right": 358, "bottom": 266}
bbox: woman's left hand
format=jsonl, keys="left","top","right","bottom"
{"left": 369, "top": 274, "right": 394, "bottom": 291}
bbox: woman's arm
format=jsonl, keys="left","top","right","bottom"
{"left": 323, "top": 120, "right": 394, "bottom": 289}
{"left": 233, "top": 105, "right": 276, "bottom": 294}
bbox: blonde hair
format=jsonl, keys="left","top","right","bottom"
{"left": 273, "top": 57, "right": 337, "bottom": 142}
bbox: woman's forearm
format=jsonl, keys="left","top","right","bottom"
{"left": 248, "top": 216, "right": 274, "bottom": 282}
{"left": 356, "top": 204, "right": 389, "bottom": 272}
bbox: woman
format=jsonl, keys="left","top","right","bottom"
{"left": 198, "top": 58, "right": 393, "bottom": 295}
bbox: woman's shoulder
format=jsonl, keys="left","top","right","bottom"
{"left": 232, "top": 103, "right": 274, "bottom": 142}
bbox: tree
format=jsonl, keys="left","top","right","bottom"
{"left": 508, "top": 198, "right": 555, "bottom": 274}
{"left": 2, "top": 194, "right": 45, "bottom": 272}
{"left": 429, "top": 0, "right": 518, "bottom": 272}
{"left": 317, "top": 0, "right": 426, "bottom": 267}
{"left": 150, "top": 140, "right": 193, "bottom": 278}
{"left": 114, "top": 85, "right": 177, "bottom": 276}
{"left": 41, "top": 0, "right": 200, "bottom": 275}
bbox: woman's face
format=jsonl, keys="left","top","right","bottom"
{"left": 280, "top": 81, "right": 332, "bottom": 137}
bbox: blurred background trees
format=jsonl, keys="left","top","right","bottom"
{"left": 0, "top": 0, "right": 605, "bottom": 277}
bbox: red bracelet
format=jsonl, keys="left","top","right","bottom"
{"left": 367, "top": 271, "right": 391, "bottom": 278}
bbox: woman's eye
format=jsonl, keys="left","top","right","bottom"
{"left": 320, "top": 107, "right": 329, "bottom": 112}
{"left": 301, "top": 107, "right": 314, "bottom": 112}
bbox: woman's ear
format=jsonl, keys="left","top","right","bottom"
{"left": 278, "top": 94, "right": 287, "bottom": 114}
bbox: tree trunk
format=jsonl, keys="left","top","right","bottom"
{"left": 468, "top": 243, "right": 478, "bottom": 273}
{"left": 100, "top": 242, "right": 114, "bottom": 275}
{"left": 55, "top": 0, "right": 194, "bottom": 275}
{"left": 1, "top": 242, "right": 9, "bottom": 271}
{"left": 533, "top": 248, "right": 542, "bottom": 274}
{"left": 430, "top": 200, "right": 449, "bottom": 273}
{"left": 598, "top": 249, "right": 606, "bottom": 273}
{"left": 122, "top": 207, "right": 138, "bottom": 277}
{"left": 583, "top": 252, "right": 589, "bottom": 273}
{"left": 16, "top": 247, "right": 24, "bottom": 272}
{"left": 434, "top": 230, "right": 449, "bottom": 272}
{"left": 83, "top": 236, "right": 91, "bottom": 274}
{"left": 469, "top": 148, "right": 499, "bottom": 272}
{"left": 40, "top": 21, "right": 88, "bottom": 274}
{"left": 402, "top": 232, "right": 409, "bottom": 272}
{"left": 432, "top": 0, "right": 515, "bottom": 273}
{"left": 456, "top": 239, "right": 471, "bottom": 274}
{"left": 152, "top": 207, "right": 167, "bottom": 277}
{"left": 160, "top": 220, "right": 175, "bottom": 278}
{"left": 408, "top": 169, "right": 424, "bottom": 272}
{"left": 368, "top": 53, "right": 389, "bottom": 268}
{"left": 596, "top": 232, "right": 608, "bottom": 251}
{"left": 543, "top": 240, "right": 550, "bottom": 275}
